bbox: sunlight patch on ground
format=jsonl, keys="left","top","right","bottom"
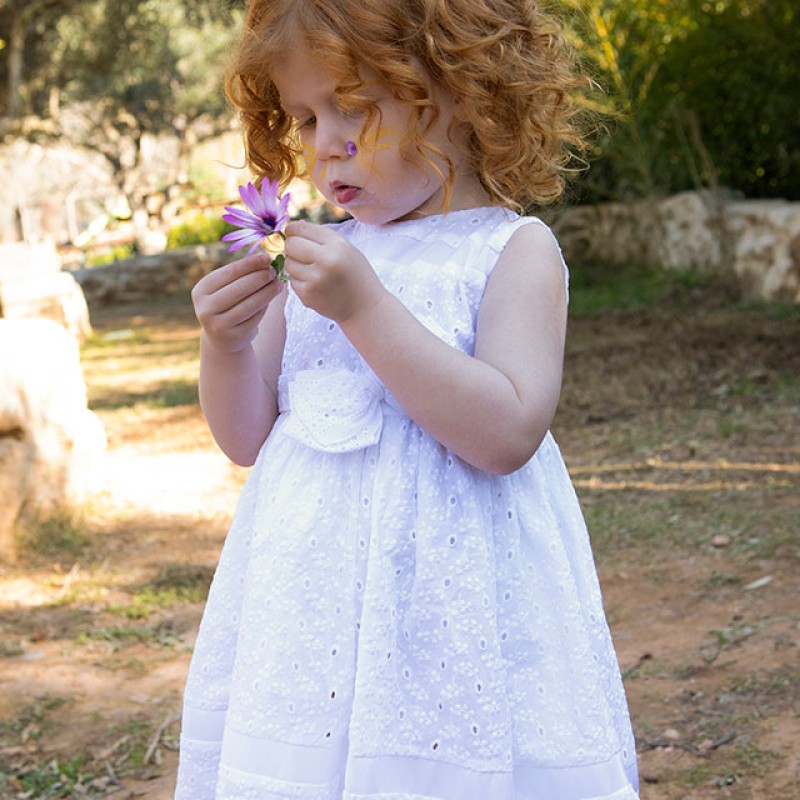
{"left": 571, "top": 457, "right": 800, "bottom": 493}
{"left": 86, "top": 361, "right": 198, "bottom": 393}
{"left": 0, "top": 578, "right": 55, "bottom": 610}
{"left": 571, "top": 458, "right": 800, "bottom": 475}
{"left": 575, "top": 477, "right": 793, "bottom": 492}
{"left": 99, "top": 449, "right": 247, "bottom": 519}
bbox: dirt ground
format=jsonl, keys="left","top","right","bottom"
{"left": 0, "top": 277, "right": 798, "bottom": 799}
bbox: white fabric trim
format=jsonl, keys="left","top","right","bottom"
{"left": 182, "top": 713, "right": 638, "bottom": 800}
{"left": 345, "top": 752, "right": 635, "bottom": 800}
{"left": 222, "top": 728, "right": 348, "bottom": 785}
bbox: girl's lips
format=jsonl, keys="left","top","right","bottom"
{"left": 332, "top": 184, "right": 360, "bottom": 205}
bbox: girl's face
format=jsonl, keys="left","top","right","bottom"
{"left": 271, "top": 39, "right": 488, "bottom": 225}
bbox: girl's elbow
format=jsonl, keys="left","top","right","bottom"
{"left": 216, "top": 437, "right": 263, "bottom": 467}
{"left": 478, "top": 428, "right": 548, "bottom": 476}
{"left": 480, "top": 389, "right": 559, "bottom": 475}
{"left": 231, "top": 451, "right": 258, "bottom": 468}
{"left": 488, "top": 443, "right": 542, "bottom": 476}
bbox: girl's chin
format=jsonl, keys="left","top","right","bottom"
{"left": 318, "top": 189, "right": 445, "bottom": 225}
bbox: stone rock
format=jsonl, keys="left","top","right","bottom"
{"left": 0, "top": 241, "right": 92, "bottom": 341}
{"left": 789, "top": 232, "right": 800, "bottom": 271}
{"left": 726, "top": 200, "right": 800, "bottom": 302}
{"left": 0, "top": 318, "right": 106, "bottom": 561}
{"left": 657, "top": 191, "right": 724, "bottom": 273}
{"left": 73, "top": 242, "right": 236, "bottom": 311}
{"left": 67, "top": 193, "right": 800, "bottom": 306}
{"left": 550, "top": 190, "right": 800, "bottom": 303}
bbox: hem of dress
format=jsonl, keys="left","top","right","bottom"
{"left": 178, "top": 724, "right": 639, "bottom": 800}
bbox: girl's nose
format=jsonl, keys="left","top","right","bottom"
{"left": 314, "top": 121, "right": 348, "bottom": 161}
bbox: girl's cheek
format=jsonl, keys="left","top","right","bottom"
{"left": 303, "top": 142, "right": 327, "bottom": 183}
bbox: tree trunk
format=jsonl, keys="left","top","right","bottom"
{"left": 5, "top": 13, "right": 25, "bottom": 118}
{"left": 177, "top": 125, "right": 197, "bottom": 187}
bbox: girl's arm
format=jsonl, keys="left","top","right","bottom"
{"left": 192, "top": 254, "right": 287, "bottom": 466}
{"left": 284, "top": 221, "right": 566, "bottom": 475}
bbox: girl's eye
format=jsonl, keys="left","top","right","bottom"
{"left": 339, "top": 105, "right": 366, "bottom": 121}
{"left": 299, "top": 115, "right": 317, "bottom": 129}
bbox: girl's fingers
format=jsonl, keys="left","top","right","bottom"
{"left": 285, "top": 219, "right": 326, "bottom": 242}
{"left": 208, "top": 282, "right": 279, "bottom": 333}
{"left": 197, "top": 252, "right": 273, "bottom": 294}
{"left": 283, "top": 231, "right": 324, "bottom": 265}
{"left": 224, "top": 268, "right": 276, "bottom": 308}
{"left": 285, "top": 219, "right": 342, "bottom": 250}
{"left": 203, "top": 267, "right": 277, "bottom": 316}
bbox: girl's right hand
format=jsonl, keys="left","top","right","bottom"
{"left": 191, "top": 252, "right": 283, "bottom": 354}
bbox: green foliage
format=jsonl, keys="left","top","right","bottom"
{"left": 0, "top": 697, "right": 95, "bottom": 799}
{"left": 10, "top": 756, "right": 92, "bottom": 798}
{"left": 85, "top": 243, "right": 136, "bottom": 266}
{"left": 166, "top": 212, "right": 234, "bottom": 248}
{"left": 153, "top": 379, "right": 200, "bottom": 408}
{"left": 648, "top": 0, "right": 800, "bottom": 199}
{"left": 1, "top": 0, "right": 244, "bottom": 210}
{"left": 3, "top": 0, "right": 796, "bottom": 202}
{"left": 20, "top": 510, "right": 89, "bottom": 560}
{"left": 31, "top": 1, "right": 241, "bottom": 125}
{"left": 114, "top": 565, "right": 213, "bottom": 619}
{"left": 568, "top": 260, "right": 710, "bottom": 315}
{"left": 570, "top": 0, "right": 800, "bottom": 201}
{"left": 77, "top": 621, "right": 183, "bottom": 650}
{"left": 0, "top": 696, "right": 67, "bottom": 739}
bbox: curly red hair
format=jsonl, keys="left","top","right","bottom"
{"left": 225, "top": 0, "right": 588, "bottom": 211}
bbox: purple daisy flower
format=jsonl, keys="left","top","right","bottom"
{"left": 221, "top": 180, "right": 291, "bottom": 256}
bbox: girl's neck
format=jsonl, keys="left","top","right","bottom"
{"left": 396, "top": 173, "right": 492, "bottom": 222}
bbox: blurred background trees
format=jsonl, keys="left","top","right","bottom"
{"left": 0, "top": 0, "right": 797, "bottom": 234}
{"left": 0, "top": 0, "right": 244, "bottom": 224}
{"left": 568, "top": 0, "right": 800, "bottom": 202}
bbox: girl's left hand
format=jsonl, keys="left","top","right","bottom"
{"left": 283, "top": 221, "right": 385, "bottom": 323}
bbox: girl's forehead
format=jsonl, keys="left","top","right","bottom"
{"left": 271, "top": 40, "right": 389, "bottom": 106}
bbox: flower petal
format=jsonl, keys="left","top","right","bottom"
{"left": 260, "top": 179, "right": 280, "bottom": 212}
{"left": 224, "top": 231, "right": 264, "bottom": 248}
{"left": 221, "top": 230, "right": 258, "bottom": 243}
{"left": 239, "top": 182, "right": 261, "bottom": 213}
{"left": 222, "top": 209, "right": 261, "bottom": 227}
{"left": 275, "top": 193, "right": 291, "bottom": 231}
{"left": 227, "top": 235, "right": 263, "bottom": 253}
{"left": 223, "top": 181, "right": 290, "bottom": 251}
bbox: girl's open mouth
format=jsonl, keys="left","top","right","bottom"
{"left": 332, "top": 184, "right": 359, "bottom": 205}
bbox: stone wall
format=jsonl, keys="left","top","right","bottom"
{"left": 71, "top": 192, "right": 800, "bottom": 306}
{"left": 73, "top": 242, "right": 235, "bottom": 310}
{"left": 549, "top": 190, "right": 800, "bottom": 303}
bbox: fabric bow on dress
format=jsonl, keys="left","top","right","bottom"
{"left": 279, "top": 369, "right": 401, "bottom": 453}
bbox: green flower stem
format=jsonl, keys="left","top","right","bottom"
{"left": 271, "top": 253, "right": 288, "bottom": 282}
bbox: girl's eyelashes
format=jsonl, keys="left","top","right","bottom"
{"left": 338, "top": 104, "right": 368, "bottom": 121}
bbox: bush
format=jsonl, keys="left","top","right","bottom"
{"left": 85, "top": 244, "right": 135, "bottom": 266}
{"left": 166, "top": 213, "right": 235, "bottom": 249}
{"left": 573, "top": 0, "right": 800, "bottom": 202}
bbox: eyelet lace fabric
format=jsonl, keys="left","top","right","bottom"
{"left": 175, "top": 207, "right": 639, "bottom": 800}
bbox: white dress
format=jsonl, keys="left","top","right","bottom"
{"left": 175, "top": 207, "right": 640, "bottom": 800}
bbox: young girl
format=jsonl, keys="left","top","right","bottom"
{"left": 176, "top": 1, "right": 639, "bottom": 798}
